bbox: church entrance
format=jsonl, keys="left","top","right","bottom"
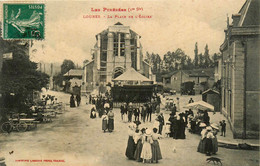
{"left": 113, "top": 67, "right": 124, "bottom": 79}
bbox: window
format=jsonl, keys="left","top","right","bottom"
{"left": 113, "top": 35, "right": 118, "bottom": 56}
{"left": 130, "top": 38, "right": 135, "bottom": 45}
{"left": 113, "top": 33, "right": 125, "bottom": 57}
{"left": 120, "top": 43, "right": 125, "bottom": 56}
{"left": 165, "top": 78, "right": 171, "bottom": 84}
{"left": 131, "top": 52, "right": 136, "bottom": 69}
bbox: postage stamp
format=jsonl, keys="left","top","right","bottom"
{"left": 3, "top": 4, "right": 45, "bottom": 40}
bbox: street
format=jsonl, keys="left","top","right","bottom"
{"left": 0, "top": 91, "right": 259, "bottom": 166}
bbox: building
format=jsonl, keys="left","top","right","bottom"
{"left": 220, "top": 0, "right": 260, "bottom": 138}
{"left": 162, "top": 68, "right": 214, "bottom": 94}
{"left": 63, "top": 69, "right": 83, "bottom": 94}
{"left": 214, "top": 58, "right": 222, "bottom": 82}
{"left": 202, "top": 89, "right": 221, "bottom": 112}
{"left": 83, "top": 22, "right": 152, "bottom": 93}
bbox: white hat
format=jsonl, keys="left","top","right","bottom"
{"left": 211, "top": 124, "right": 219, "bottom": 130}
{"left": 145, "top": 129, "right": 152, "bottom": 136}
{"left": 199, "top": 123, "right": 207, "bottom": 127}
{"left": 206, "top": 126, "right": 212, "bottom": 131}
{"left": 129, "top": 102, "right": 133, "bottom": 106}
{"left": 104, "top": 103, "right": 110, "bottom": 108}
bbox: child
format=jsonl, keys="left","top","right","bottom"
{"left": 140, "top": 129, "right": 153, "bottom": 163}
{"left": 164, "top": 121, "right": 171, "bottom": 137}
{"left": 101, "top": 112, "right": 108, "bottom": 132}
{"left": 220, "top": 120, "right": 226, "bottom": 137}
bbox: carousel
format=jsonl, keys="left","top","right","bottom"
{"left": 111, "top": 68, "right": 154, "bottom": 107}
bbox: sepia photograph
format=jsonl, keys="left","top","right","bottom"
{"left": 0, "top": 0, "right": 259, "bottom": 165}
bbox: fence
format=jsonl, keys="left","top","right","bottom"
{"left": 113, "top": 102, "right": 146, "bottom": 108}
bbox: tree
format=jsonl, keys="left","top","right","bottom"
{"left": 198, "top": 53, "right": 203, "bottom": 68}
{"left": 194, "top": 42, "right": 199, "bottom": 68}
{"left": 0, "top": 40, "right": 49, "bottom": 113}
{"left": 53, "top": 59, "right": 75, "bottom": 89}
{"left": 145, "top": 52, "right": 163, "bottom": 82}
{"left": 61, "top": 59, "right": 75, "bottom": 75}
{"left": 203, "top": 44, "right": 211, "bottom": 68}
{"left": 211, "top": 53, "right": 221, "bottom": 67}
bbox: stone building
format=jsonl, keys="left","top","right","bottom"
{"left": 162, "top": 68, "right": 214, "bottom": 94}
{"left": 83, "top": 22, "right": 152, "bottom": 93}
{"left": 220, "top": 0, "right": 260, "bottom": 138}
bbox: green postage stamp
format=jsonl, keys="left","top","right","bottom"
{"left": 3, "top": 4, "right": 45, "bottom": 39}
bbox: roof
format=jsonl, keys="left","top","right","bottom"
{"left": 238, "top": 0, "right": 260, "bottom": 26}
{"left": 96, "top": 23, "right": 140, "bottom": 38}
{"left": 183, "top": 68, "right": 214, "bottom": 77}
{"left": 202, "top": 89, "right": 220, "bottom": 95}
{"left": 115, "top": 22, "right": 123, "bottom": 25}
{"left": 84, "top": 60, "right": 94, "bottom": 67}
{"left": 161, "top": 68, "right": 214, "bottom": 78}
{"left": 63, "top": 69, "right": 83, "bottom": 77}
{"left": 113, "top": 68, "right": 152, "bottom": 82}
{"left": 142, "top": 60, "right": 152, "bottom": 67}
{"left": 161, "top": 71, "right": 179, "bottom": 78}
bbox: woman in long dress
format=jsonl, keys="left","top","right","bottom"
{"left": 107, "top": 110, "right": 114, "bottom": 132}
{"left": 101, "top": 112, "right": 108, "bottom": 132}
{"left": 197, "top": 124, "right": 207, "bottom": 153}
{"left": 134, "top": 128, "right": 145, "bottom": 162}
{"left": 205, "top": 127, "right": 214, "bottom": 156}
{"left": 140, "top": 129, "right": 153, "bottom": 163}
{"left": 70, "top": 94, "right": 76, "bottom": 108}
{"left": 125, "top": 124, "right": 136, "bottom": 160}
{"left": 151, "top": 128, "right": 162, "bottom": 163}
{"left": 211, "top": 124, "right": 219, "bottom": 154}
{"left": 90, "top": 106, "right": 97, "bottom": 119}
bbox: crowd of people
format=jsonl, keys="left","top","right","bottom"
{"left": 125, "top": 123, "right": 163, "bottom": 163}
{"left": 120, "top": 102, "right": 160, "bottom": 123}
{"left": 88, "top": 93, "right": 115, "bottom": 133}
{"left": 197, "top": 124, "right": 219, "bottom": 156}
{"left": 69, "top": 94, "right": 81, "bottom": 107}
{"left": 85, "top": 92, "right": 226, "bottom": 160}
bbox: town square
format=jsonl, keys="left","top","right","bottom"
{"left": 0, "top": 0, "right": 259, "bottom": 165}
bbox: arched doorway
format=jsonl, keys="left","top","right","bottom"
{"left": 113, "top": 67, "right": 124, "bottom": 79}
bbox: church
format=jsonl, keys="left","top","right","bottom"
{"left": 82, "top": 22, "right": 153, "bottom": 93}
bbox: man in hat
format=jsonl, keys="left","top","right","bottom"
{"left": 157, "top": 112, "right": 165, "bottom": 135}
{"left": 146, "top": 103, "right": 152, "bottom": 122}
{"left": 128, "top": 103, "right": 133, "bottom": 122}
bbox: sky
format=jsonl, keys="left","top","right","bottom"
{"left": 1, "top": 0, "right": 246, "bottom": 65}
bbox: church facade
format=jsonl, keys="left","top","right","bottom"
{"left": 83, "top": 22, "right": 152, "bottom": 93}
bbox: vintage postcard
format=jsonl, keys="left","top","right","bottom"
{"left": 0, "top": 0, "right": 259, "bottom": 166}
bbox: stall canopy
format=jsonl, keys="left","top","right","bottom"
{"left": 184, "top": 101, "right": 214, "bottom": 111}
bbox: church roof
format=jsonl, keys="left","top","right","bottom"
{"left": 113, "top": 68, "right": 152, "bottom": 82}
{"left": 114, "top": 22, "right": 123, "bottom": 25}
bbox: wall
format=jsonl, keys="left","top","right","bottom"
{"left": 245, "top": 37, "right": 260, "bottom": 138}
{"left": 85, "top": 61, "right": 94, "bottom": 92}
